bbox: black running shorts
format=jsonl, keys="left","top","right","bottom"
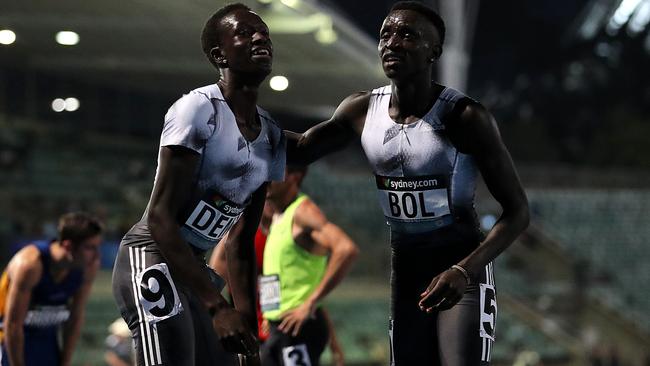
{"left": 111, "top": 222, "right": 236, "bottom": 366}
{"left": 389, "top": 227, "right": 496, "bottom": 365}
{"left": 260, "top": 307, "right": 329, "bottom": 366}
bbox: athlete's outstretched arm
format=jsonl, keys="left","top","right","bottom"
{"left": 286, "top": 92, "right": 370, "bottom": 165}
{"left": 278, "top": 199, "right": 359, "bottom": 336}
{"left": 147, "top": 146, "right": 255, "bottom": 355}
{"left": 61, "top": 254, "right": 100, "bottom": 366}
{"left": 419, "top": 104, "right": 529, "bottom": 311}
{"left": 3, "top": 246, "right": 42, "bottom": 366}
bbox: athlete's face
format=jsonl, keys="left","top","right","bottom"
{"left": 266, "top": 170, "right": 302, "bottom": 203}
{"left": 378, "top": 10, "right": 441, "bottom": 80}
{"left": 71, "top": 235, "right": 101, "bottom": 268}
{"left": 216, "top": 10, "right": 273, "bottom": 78}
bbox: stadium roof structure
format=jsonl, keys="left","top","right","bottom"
{"left": 0, "top": 0, "right": 385, "bottom": 118}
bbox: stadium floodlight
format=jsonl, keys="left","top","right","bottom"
{"left": 56, "top": 31, "right": 79, "bottom": 46}
{"left": 0, "top": 29, "right": 16, "bottom": 45}
{"left": 280, "top": 0, "right": 299, "bottom": 9}
{"left": 269, "top": 75, "right": 289, "bottom": 91}
{"left": 315, "top": 27, "right": 337, "bottom": 44}
{"left": 64, "top": 97, "right": 80, "bottom": 112}
{"left": 608, "top": 0, "right": 643, "bottom": 32}
{"left": 628, "top": 0, "right": 650, "bottom": 34}
{"left": 52, "top": 98, "right": 66, "bottom": 112}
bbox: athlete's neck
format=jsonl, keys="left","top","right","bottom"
{"left": 389, "top": 75, "right": 439, "bottom": 122}
{"left": 274, "top": 190, "right": 300, "bottom": 213}
{"left": 217, "top": 77, "right": 260, "bottom": 122}
{"left": 49, "top": 241, "right": 73, "bottom": 281}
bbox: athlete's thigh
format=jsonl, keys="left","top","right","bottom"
{"left": 260, "top": 327, "right": 284, "bottom": 366}
{"left": 10, "top": 331, "right": 60, "bottom": 366}
{"left": 113, "top": 243, "right": 195, "bottom": 366}
{"left": 188, "top": 290, "right": 237, "bottom": 366}
{"left": 390, "top": 307, "right": 439, "bottom": 366}
{"left": 389, "top": 243, "right": 441, "bottom": 365}
{"left": 291, "top": 310, "right": 329, "bottom": 366}
{"left": 263, "top": 316, "right": 329, "bottom": 366}
{"left": 437, "top": 262, "right": 496, "bottom": 366}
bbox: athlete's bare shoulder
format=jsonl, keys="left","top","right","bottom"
{"left": 446, "top": 101, "right": 500, "bottom": 155}
{"left": 8, "top": 244, "right": 43, "bottom": 285}
{"left": 332, "top": 91, "right": 372, "bottom": 134}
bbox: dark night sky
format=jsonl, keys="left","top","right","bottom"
{"left": 328, "top": 0, "right": 589, "bottom": 89}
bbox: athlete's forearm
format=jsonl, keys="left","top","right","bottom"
{"left": 148, "top": 211, "right": 229, "bottom": 311}
{"left": 307, "top": 237, "right": 358, "bottom": 306}
{"left": 61, "top": 310, "right": 84, "bottom": 366}
{"left": 458, "top": 206, "right": 529, "bottom": 279}
{"left": 225, "top": 236, "right": 258, "bottom": 332}
{"left": 225, "top": 185, "right": 266, "bottom": 331}
{"left": 5, "top": 323, "right": 26, "bottom": 366}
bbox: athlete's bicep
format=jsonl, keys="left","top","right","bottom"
{"left": 288, "top": 92, "right": 369, "bottom": 164}
{"left": 148, "top": 146, "right": 200, "bottom": 221}
{"left": 5, "top": 257, "right": 41, "bottom": 326}
{"left": 294, "top": 200, "right": 344, "bottom": 251}
{"left": 459, "top": 105, "right": 527, "bottom": 211}
{"left": 227, "top": 183, "right": 268, "bottom": 249}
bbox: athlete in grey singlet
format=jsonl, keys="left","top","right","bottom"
{"left": 287, "top": 2, "right": 529, "bottom": 365}
{"left": 111, "top": 4, "right": 285, "bottom": 366}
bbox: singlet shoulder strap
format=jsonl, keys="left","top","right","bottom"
{"left": 34, "top": 241, "right": 51, "bottom": 272}
{"left": 364, "top": 86, "right": 391, "bottom": 128}
{"left": 421, "top": 87, "right": 476, "bottom": 130}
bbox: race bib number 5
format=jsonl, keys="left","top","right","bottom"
{"left": 375, "top": 175, "right": 450, "bottom": 222}
{"left": 136, "top": 263, "right": 183, "bottom": 324}
{"left": 480, "top": 283, "right": 497, "bottom": 341}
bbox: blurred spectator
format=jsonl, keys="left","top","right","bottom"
{"left": 513, "top": 349, "right": 542, "bottom": 366}
{"left": 104, "top": 318, "right": 133, "bottom": 366}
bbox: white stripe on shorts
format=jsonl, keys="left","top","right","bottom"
{"left": 130, "top": 246, "right": 150, "bottom": 366}
{"left": 137, "top": 247, "right": 160, "bottom": 365}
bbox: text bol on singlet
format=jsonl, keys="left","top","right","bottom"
{"left": 375, "top": 175, "right": 450, "bottom": 222}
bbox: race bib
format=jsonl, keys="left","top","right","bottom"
{"left": 136, "top": 263, "right": 183, "bottom": 324}
{"left": 183, "top": 197, "right": 245, "bottom": 243}
{"left": 282, "top": 344, "right": 312, "bottom": 366}
{"left": 479, "top": 283, "right": 497, "bottom": 341}
{"left": 259, "top": 274, "right": 281, "bottom": 312}
{"left": 24, "top": 305, "right": 70, "bottom": 327}
{"left": 375, "top": 175, "right": 450, "bottom": 222}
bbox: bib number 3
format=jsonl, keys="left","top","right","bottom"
{"left": 282, "top": 344, "right": 311, "bottom": 366}
{"left": 136, "top": 263, "right": 183, "bottom": 323}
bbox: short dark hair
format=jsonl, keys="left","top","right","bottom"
{"left": 287, "top": 164, "right": 308, "bottom": 186}
{"left": 389, "top": 1, "right": 446, "bottom": 46}
{"left": 58, "top": 212, "right": 103, "bottom": 247}
{"left": 201, "top": 3, "right": 252, "bottom": 68}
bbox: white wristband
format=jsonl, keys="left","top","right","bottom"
{"left": 451, "top": 264, "right": 471, "bottom": 285}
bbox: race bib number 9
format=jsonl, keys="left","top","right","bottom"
{"left": 184, "top": 198, "right": 245, "bottom": 242}
{"left": 137, "top": 263, "right": 183, "bottom": 324}
{"left": 259, "top": 274, "right": 281, "bottom": 312}
{"left": 375, "top": 175, "right": 450, "bottom": 222}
